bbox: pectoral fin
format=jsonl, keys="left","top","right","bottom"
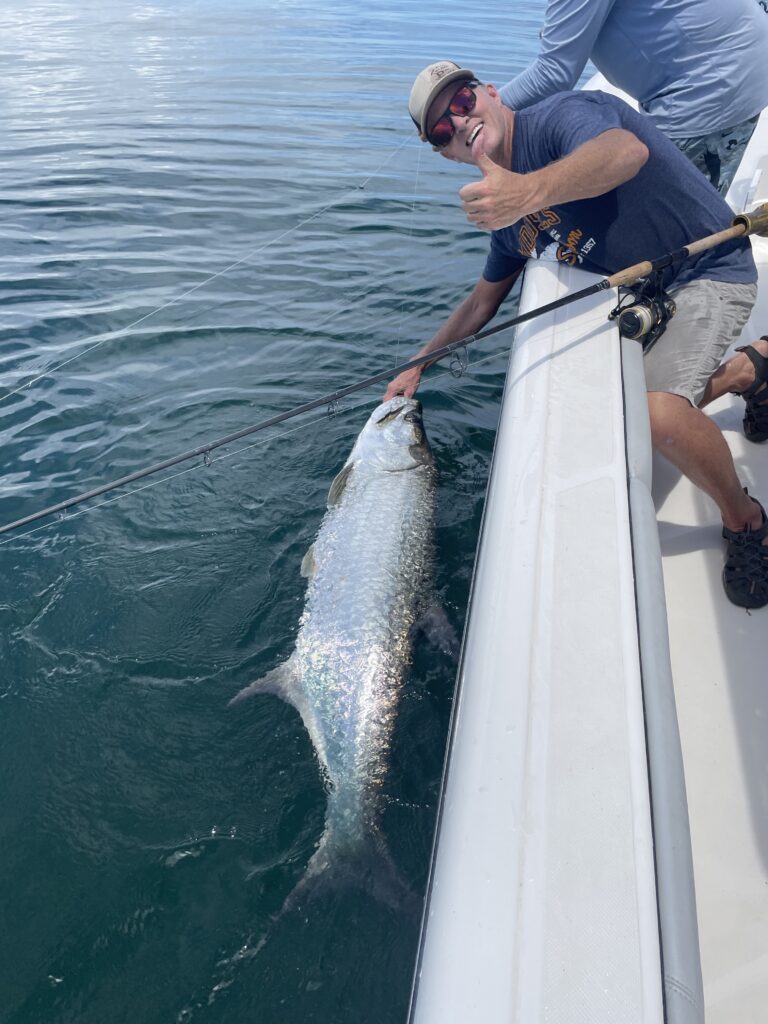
{"left": 228, "top": 658, "right": 326, "bottom": 775}
{"left": 300, "top": 544, "right": 317, "bottom": 578}
{"left": 327, "top": 462, "right": 354, "bottom": 506}
{"left": 417, "top": 602, "right": 459, "bottom": 660}
{"left": 228, "top": 658, "right": 301, "bottom": 707}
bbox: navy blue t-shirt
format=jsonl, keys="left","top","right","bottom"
{"left": 483, "top": 91, "right": 756, "bottom": 287}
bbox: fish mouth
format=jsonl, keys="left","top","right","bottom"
{"left": 374, "top": 397, "right": 422, "bottom": 425}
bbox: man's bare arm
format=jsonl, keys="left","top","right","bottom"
{"left": 461, "top": 129, "right": 649, "bottom": 230}
{"left": 384, "top": 271, "right": 521, "bottom": 400}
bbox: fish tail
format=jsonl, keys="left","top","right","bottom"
{"left": 357, "top": 831, "right": 420, "bottom": 914}
{"left": 279, "top": 826, "right": 419, "bottom": 918}
{"left": 241, "top": 829, "right": 418, "bottom": 963}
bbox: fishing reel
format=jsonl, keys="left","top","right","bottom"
{"left": 609, "top": 270, "right": 676, "bottom": 353}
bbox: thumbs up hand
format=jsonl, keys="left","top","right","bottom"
{"left": 459, "top": 152, "right": 540, "bottom": 231}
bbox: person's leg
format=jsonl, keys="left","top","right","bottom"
{"left": 643, "top": 279, "right": 768, "bottom": 606}
{"left": 647, "top": 391, "right": 763, "bottom": 532}
{"left": 700, "top": 335, "right": 768, "bottom": 443}
{"left": 699, "top": 336, "right": 768, "bottom": 405}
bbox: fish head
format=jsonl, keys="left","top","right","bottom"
{"left": 354, "top": 396, "right": 433, "bottom": 472}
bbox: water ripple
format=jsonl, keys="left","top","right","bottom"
{"left": 0, "top": 1, "right": 544, "bottom": 1020}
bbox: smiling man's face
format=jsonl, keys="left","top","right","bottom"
{"left": 426, "top": 81, "right": 509, "bottom": 165}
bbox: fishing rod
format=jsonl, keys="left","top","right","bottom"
{"left": 2, "top": 204, "right": 766, "bottom": 538}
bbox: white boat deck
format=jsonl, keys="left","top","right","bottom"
{"left": 656, "top": 126, "right": 768, "bottom": 1024}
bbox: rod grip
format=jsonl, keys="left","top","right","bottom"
{"left": 733, "top": 202, "right": 768, "bottom": 237}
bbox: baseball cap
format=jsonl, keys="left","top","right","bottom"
{"left": 408, "top": 60, "right": 475, "bottom": 140}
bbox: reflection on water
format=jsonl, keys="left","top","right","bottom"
{"left": 0, "top": 2, "right": 544, "bottom": 1021}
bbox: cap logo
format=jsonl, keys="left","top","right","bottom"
{"left": 429, "top": 62, "right": 457, "bottom": 84}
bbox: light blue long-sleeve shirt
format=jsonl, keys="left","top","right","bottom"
{"left": 499, "top": 0, "right": 768, "bottom": 138}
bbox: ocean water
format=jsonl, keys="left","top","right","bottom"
{"left": 0, "top": 3, "right": 548, "bottom": 1022}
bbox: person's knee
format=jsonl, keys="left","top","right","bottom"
{"left": 647, "top": 391, "right": 691, "bottom": 449}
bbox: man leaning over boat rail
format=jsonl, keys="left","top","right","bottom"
{"left": 385, "top": 62, "right": 768, "bottom": 609}
{"left": 497, "top": 0, "right": 768, "bottom": 197}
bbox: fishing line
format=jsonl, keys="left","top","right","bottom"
{"left": 0, "top": 318, "right": 522, "bottom": 538}
{"left": 2, "top": 128, "right": 465, "bottom": 451}
{"left": 0, "top": 404, "right": 355, "bottom": 548}
{"left": 109, "top": 257, "right": 452, "bottom": 412}
{"left": 0, "top": 132, "right": 417, "bottom": 405}
{"left": 39, "top": 229, "right": 483, "bottom": 434}
{"left": 394, "top": 142, "right": 424, "bottom": 368}
{"left": 73, "top": 226, "right": 479, "bottom": 414}
{"left": 163, "top": 229, "right": 441, "bottom": 339}
{"left": 121, "top": 170, "right": 466, "bottom": 401}
{"left": 0, "top": 347, "right": 509, "bottom": 548}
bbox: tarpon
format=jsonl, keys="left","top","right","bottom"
{"left": 231, "top": 396, "right": 446, "bottom": 908}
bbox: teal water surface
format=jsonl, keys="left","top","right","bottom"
{"left": 0, "top": 3, "right": 547, "bottom": 1021}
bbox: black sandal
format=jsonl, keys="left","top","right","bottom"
{"left": 722, "top": 492, "right": 768, "bottom": 609}
{"left": 737, "top": 335, "right": 768, "bottom": 443}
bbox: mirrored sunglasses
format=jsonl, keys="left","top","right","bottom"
{"left": 427, "top": 83, "right": 478, "bottom": 148}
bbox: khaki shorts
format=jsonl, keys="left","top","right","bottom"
{"left": 643, "top": 279, "right": 757, "bottom": 406}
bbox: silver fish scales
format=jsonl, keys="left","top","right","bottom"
{"left": 231, "top": 396, "right": 438, "bottom": 907}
